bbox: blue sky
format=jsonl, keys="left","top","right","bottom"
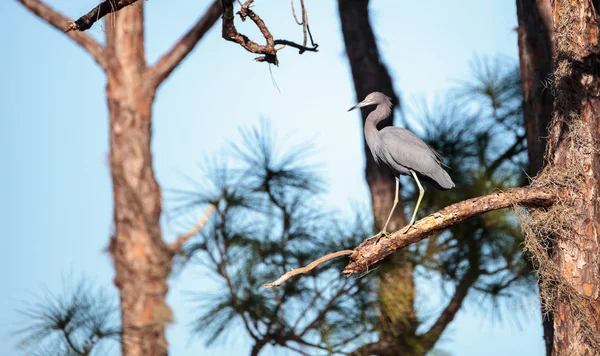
{"left": 2, "top": 0, "right": 544, "bottom": 355}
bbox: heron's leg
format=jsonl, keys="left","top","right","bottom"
{"left": 400, "top": 171, "right": 424, "bottom": 234}
{"left": 365, "top": 176, "right": 399, "bottom": 243}
{"left": 381, "top": 176, "right": 400, "bottom": 234}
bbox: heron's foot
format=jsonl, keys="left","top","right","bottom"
{"left": 399, "top": 223, "right": 415, "bottom": 235}
{"left": 365, "top": 230, "right": 392, "bottom": 244}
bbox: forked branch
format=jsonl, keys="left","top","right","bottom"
{"left": 264, "top": 186, "right": 555, "bottom": 287}
{"left": 17, "top": 0, "right": 108, "bottom": 70}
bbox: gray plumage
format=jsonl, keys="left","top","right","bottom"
{"left": 348, "top": 91, "right": 455, "bottom": 236}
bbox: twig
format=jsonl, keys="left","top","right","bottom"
{"left": 262, "top": 250, "right": 353, "bottom": 288}
{"left": 168, "top": 202, "right": 218, "bottom": 253}
{"left": 65, "top": 0, "right": 140, "bottom": 32}
{"left": 274, "top": 39, "right": 318, "bottom": 53}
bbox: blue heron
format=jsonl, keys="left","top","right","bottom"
{"left": 348, "top": 92, "right": 455, "bottom": 238}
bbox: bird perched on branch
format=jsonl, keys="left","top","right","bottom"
{"left": 348, "top": 92, "right": 455, "bottom": 238}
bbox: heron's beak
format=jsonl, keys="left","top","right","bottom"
{"left": 347, "top": 100, "right": 371, "bottom": 112}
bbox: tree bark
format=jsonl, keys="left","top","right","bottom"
{"left": 105, "top": 5, "right": 172, "bottom": 355}
{"left": 544, "top": 0, "right": 600, "bottom": 354}
{"left": 338, "top": 0, "right": 418, "bottom": 352}
{"left": 18, "top": 1, "right": 222, "bottom": 355}
{"left": 515, "top": 1, "right": 555, "bottom": 353}
{"left": 516, "top": 0, "right": 555, "bottom": 177}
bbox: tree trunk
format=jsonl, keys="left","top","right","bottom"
{"left": 338, "top": 0, "right": 418, "bottom": 352}
{"left": 515, "top": 0, "right": 555, "bottom": 353}
{"left": 542, "top": 0, "right": 600, "bottom": 354}
{"left": 105, "top": 5, "right": 173, "bottom": 355}
{"left": 516, "top": 0, "right": 555, "bottom": 177}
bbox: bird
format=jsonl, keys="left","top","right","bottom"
{"left": 348, "top": 91, "right": 455, "bottom": 238}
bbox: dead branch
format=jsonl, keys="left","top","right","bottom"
{"left": 343, "top": 186, "right": 555, "bottom": 276}
{"left": 64, "top": 0, "right": 139, "bottom": 32}
{"left": 17, "top": 0, "right": 107, "bottom": 70}
{"left": 273, "top": 39, "right": 318, "bottom": 54}
{"left": 147, "top": 0, "right": 222, "bottom": 89}
{"left": 168, "top": 202, "right": 217, "bottom": 253}
{"left": 221, "top": 0, "right": 318, "bottom": 65}
{"left": 262, "top": 250, "right": 354, "bottom": 288}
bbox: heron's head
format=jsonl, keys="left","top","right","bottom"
{"left": 347, "top": 92, "right": 392, "bottom": 112}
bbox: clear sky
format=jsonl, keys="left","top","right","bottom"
{"left": 2, "top": 0, "right": 544, "bottom": 355}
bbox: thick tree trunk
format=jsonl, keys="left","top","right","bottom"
{"left": 543, "top": 0, "right": 600, "bottom": 354}
{"left": 515, "top": 0, "right": 555, "bottom": 353}
{"left": 105, "top": 5, "right": 173, "bottom": 355}
{"left": 338, "top": 0, "right": 418, "bottom": 353}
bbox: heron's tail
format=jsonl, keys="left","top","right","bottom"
{"left": 430, "top": 167, "right": 455, "bottom": 190}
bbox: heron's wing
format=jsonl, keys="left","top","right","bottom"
{"left": 379, "top": 127, "right": 445, "bottom": 174}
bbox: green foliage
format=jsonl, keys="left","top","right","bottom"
{"left": 169, "top": 120, "right": 379, "bottom": 354}
{"left": 15, "top": 280, "right": 120, "bottom": 356}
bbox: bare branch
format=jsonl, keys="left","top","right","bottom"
{"left": 221, "top": 0, "right": 277, "bottom": 64}
{"left": 65, "top": 0, "right": 139, "bottom": 32}
{"left": 273, "top": 39, "right": 318, "bottom": 54}
{"left": 221, "top": 0, "right": 318, "bottom": 65}
{"left": 147, "top": 1, "right": 222, "bottom": 89}
{"left": 262, "top": 250, "right": 354, "bottom": 288}
{"left": 343, "top": 186, "right": 555, "bottom": 276}
{"left": 17, "top": 0, "right": 107, "bottom": 70}
{"left": 168, "top": 202, "right": 217, "bottom": 253}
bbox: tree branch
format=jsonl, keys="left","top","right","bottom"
{"left": 221, "top": 0, "right": 277, "bottom": 64}
{"left": 262, "top": 250, "right": 353, "bottom": 288}
{"left": 343, "top": 186, "right": 555, "bottom": 276}
{"left": 146, "top": 0, "right": 222, "bottom": 89}
{"left": 273, "top": 39, "right": 318, "bottom": 53}
{"left": 64, "top": 0, "right": 139, "bottom": 32}
{"left": 221, "top": 0, "right": 318, "bottom": 65}
{"left": 168, "top": 202, "right": 217, "bottom": 253}
{"left": 17, "top": 0, "right": 107, "bottom": 70}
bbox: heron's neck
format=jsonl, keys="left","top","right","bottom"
{"left": 364, "top": 102, "right": 392, "bottom": 153}
{"left": 364, "top": 102, "right": 392, "bottom": 134}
